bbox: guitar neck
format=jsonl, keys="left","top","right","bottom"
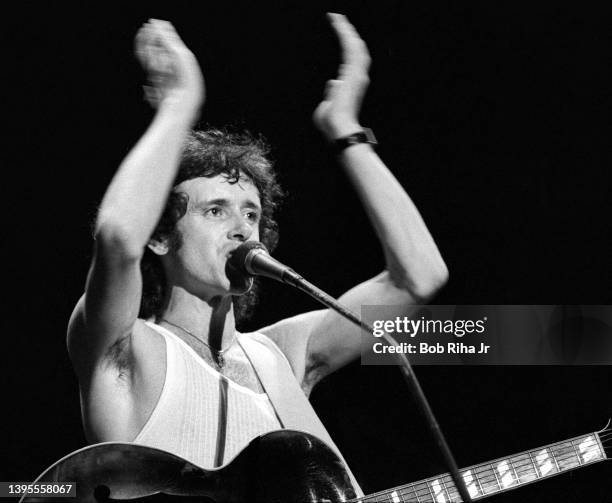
{"left": 353, "top": 431, "right": 607, "bottom": 503}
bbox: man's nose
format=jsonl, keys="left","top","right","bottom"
{"left": 227, "top": 215, "right": 253, "bottom": 241}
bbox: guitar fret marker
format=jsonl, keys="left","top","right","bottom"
{"left": 390, "top": 490, "right": 400, "bottom": 503}
{"left": 535, "top": 448, "right": 554, "bottom": 476}
{"left": 578, "top": 436, "right": 601, "bottom": 463}
{"left": 496, "top": 460, "right": 515, "bottom": 488}
{"left": 462, "top": 470, "right": 480, "bottom": 498}
{"left": 431, "top": 479, "right": 447, "bottom": 503}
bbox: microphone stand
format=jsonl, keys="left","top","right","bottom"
{"left": 279, "top": 269, "right": 474, "bottom": 503}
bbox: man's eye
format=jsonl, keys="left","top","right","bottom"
{"left": 246, "top": 211, "right": 260, "bottom": 222}
{"left": 206, "top": 207, "right": 224, "bottom": 217}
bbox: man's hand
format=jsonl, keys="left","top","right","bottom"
{"left": 134, "top": 19, "right": 205, "bottom": 116}
{"left": 313, "top": 13, "right": 371, "bottom": 140}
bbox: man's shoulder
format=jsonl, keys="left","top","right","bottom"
{"left": 257, "top": 310, "right": 328, "bottom": 343}
{"left": 134, "top": 318, "right": 166, "bottom": 339}
{"left": 239, "top": 329, "right": 275, "bottom": 345}
{"left": 238, "top": 330, "right": 287, "bottom": 360}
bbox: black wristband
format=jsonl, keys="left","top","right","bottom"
{"left": 332, "top": 128, "right": 378, "bottom": 154}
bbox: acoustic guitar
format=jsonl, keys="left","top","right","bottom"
{"left": 20, "top": 422, "right": 610, "bottom": 502}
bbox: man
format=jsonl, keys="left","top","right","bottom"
{"left": 67, "top": 14, "right": 447, "bottom": 496}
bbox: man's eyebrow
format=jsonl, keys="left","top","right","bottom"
{"left": 200, "top": 198, "right": 231, "bottom": 207}
{"left": 242, "top": 199, "right": 262, "bottom": 210}
{"left": 196, "top": 198, "right": 261, "bottom": 210}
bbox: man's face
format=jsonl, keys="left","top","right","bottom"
{"left": 163, "top": 174, "right": 262, "bottom": 299}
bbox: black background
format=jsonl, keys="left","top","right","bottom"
{"left": 5, "top": 1, "right": 612, "bottom": 501}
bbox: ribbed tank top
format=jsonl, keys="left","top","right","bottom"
{"left": 133, "top": 322, "right": 281, "bottom": 468}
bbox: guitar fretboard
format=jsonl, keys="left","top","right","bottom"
{"left": 351, "top": 432, "right": 606, "bottom": 503}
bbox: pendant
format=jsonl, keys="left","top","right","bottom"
{"left": 217, "top": 352, "right": 225, "bottom": 368}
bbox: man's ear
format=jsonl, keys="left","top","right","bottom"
{"left": 147, "top": 237, "right": 169, "bottom": 256}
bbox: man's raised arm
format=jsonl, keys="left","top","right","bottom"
{"left": 263, "top": 14, "right": 447, "bottom": 391}
{"left": 67, "top": 20, "right": 204, "bottom": 374}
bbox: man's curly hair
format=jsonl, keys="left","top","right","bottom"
{"left": 140, "top": 128, "right": 284, "bottom": 324}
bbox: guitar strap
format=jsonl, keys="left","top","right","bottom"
{"left": 238, "top": 333, "right": 364, "bottom": 497}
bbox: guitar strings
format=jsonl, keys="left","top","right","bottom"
{"left": 395, "top": 446, "right": 602, "bottom": 503}
{"left": 355, "top": 445, "right": 602, "bottom": 503}
{"left": 393, "top": 450, "right": 599, "bottom": 503}
{"left": 347, "top": 433, "right": 608, "bottom": 503}
{"left": 357, "top": 435, "right": 606, "bottom": 503}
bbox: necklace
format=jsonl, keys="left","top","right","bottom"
{"left": 161, "top": 318, "right": 236, "bottom": 368}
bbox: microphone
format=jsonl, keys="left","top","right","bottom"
{"left": 228, "top": 241, "right": 368, "bottom": 332}
{"left": 227, "top": 244, "right": 469, "bottom": 502}
{"left": 227, "top": 242, "right": 303, "bottom": 287}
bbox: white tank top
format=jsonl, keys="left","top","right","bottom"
{"left": 133, "top": 322, "right": 281, "bottom": 468}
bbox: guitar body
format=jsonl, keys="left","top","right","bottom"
{"left": 22, "top": 430, "right": 356, "bottom": 503}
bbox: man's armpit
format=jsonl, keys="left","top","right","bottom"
{"left": 301, "top": 355, "right": 329, "bottom": 397}
{"left": 103, "top": 334, "right": 133, "bottom": 380}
